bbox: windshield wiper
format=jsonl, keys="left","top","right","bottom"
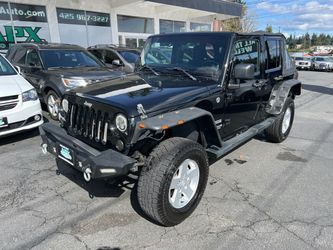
{"left": 169, "top": 67, "right": 197, "bottom": 81}
{"left": 48, "top": 66, "right": 76, "bottom": 69}
{"left": 137, "top": 65, "right": 159, "bottom": 76}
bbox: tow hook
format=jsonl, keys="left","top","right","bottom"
{"left": 41, "top": 144, "right": 48, "bottom": 155}
{"left": 83, "top": 168, "right": 92, "bottom": 182}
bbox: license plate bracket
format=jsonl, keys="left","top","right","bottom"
{"left": 0, "top": 117, "right": 8, "bottom": 128}
{"left": 58, "top": 144, "right": 75, "bottom": 166}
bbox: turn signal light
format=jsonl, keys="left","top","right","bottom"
{"left": 162, "top": 125, "right": 169, "bottom": 130}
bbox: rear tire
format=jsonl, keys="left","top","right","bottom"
{"left": 266, "top": 97, "right": 295, "bottom": 143}
{"left": 137, "top": 137, "right": 209, "bottom": 226}
{"left": 45, "top": 90, "right": 60, "bottom": 120}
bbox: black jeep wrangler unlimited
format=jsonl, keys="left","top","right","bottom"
{"left": 40, "top": 32, "right": 301, "bottom": 226}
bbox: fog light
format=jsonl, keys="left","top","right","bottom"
{"left": 100, "top": 168, "right": 117, "bottom": 174}
{"left": 115, "top": 140, "right": 124, "bottom": 151}
{"left": 34, "top": 115, "right": 41, "bottom": 121}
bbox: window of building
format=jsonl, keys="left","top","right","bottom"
{"left": 118, "top": 15, "right": 154, "bottom": 34}
{"left": 266, "top": 39, "right": 281, "bottom": 70}
{"left": 190, "top": 22, "right": 211, "bottom": 32}
{"left": 234, "top": 39, "right": 260, "bottom": 73}
{"left": 56, "top": 8, "right": 112, "bottom": 47}
{"left": 160, "top": 19, "right": 186, "bottom": 34}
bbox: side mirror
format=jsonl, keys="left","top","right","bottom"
{"left": 14, "top": 65, "right": 21, "bottom": 74}
{"left": 234, "top": 63, "right": 255, "bottom": 80}
{"left": 112, "top": 59, "right": 122, "bottom": 66}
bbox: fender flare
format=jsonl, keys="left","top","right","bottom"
{"left": 266, "top": 79, "right": 301, "bottom": 115}
{"left": 131, "top": 107, "right": 222, "bottom": 148}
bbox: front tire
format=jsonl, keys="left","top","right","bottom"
{"left": 266, "top": 97, "right": 295, "bottom": 143}
{"left": 137, "top": 137, "right": 209, "bottom": 226}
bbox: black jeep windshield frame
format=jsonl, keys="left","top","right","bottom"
{"left": 139, "top": 33, "right": 232, "bottom": 83}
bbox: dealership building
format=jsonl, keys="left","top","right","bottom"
{"left": 0, "top": 0, "right": 242, "bottom": 50}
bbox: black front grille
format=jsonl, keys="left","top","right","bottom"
{"left": 67, "top": 101, "right": 112, "bottom": 145}
{"left": 0, "top": 95, "right": 19, "bottom": 111}
{"left": 0, "top": 95, "right": 18, "bottom": 102}
{"left": 0, "top": 102, "right": 18, "bottom": 111}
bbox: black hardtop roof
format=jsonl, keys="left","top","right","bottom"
{"left": 149, "top": 31, "right": 285, "bottom": 38}
{"left": 13, "top": 43, "right": 85, "bottom": 50}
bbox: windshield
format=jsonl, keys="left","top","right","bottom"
{"left": 316, "top": 57, "right": 331, "bottom": 62}
{"left": 40, "top": 50, "right": 103, "bottom": 69}
{"left": 119, "top": 50, "right": 140, "bottom": 64}
{"left": 295, "top": 57, "right": 311, "bottom": 61}
{"left": 0, "top": 56, "right": 16, "bottom": 76}
{"left": 139, "top": 34, "right": 230, "bottom": 82}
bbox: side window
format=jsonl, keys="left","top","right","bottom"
{"left": 12, "top": 48, "right": 27, "bottom": 65}
{"left": 104, "top": 50, "right": 119, "bottom": 64}
{"left": 266, "top": 39, "right": 281, "bottom": 70}
{"left": 233, "top": 39, "right": 260, "bottom": 73}
{"left": 282, "top": 41, "right": 292, "bottom": 69}
{"left": 90, "top": 49, "right": 104, "bottom": 61}
{"left": 26, "top": 49, "right": 41, "bottom": 67}
{"left": 146, "top": 42, "right": 173, "bottom": 64}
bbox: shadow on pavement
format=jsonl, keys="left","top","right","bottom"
{"left": 302, "top": 84, "right": 333, "bottom": 95}
{"left": 56, "top": 159, "right": 136, "bottom": 199}
{"left": 96, "top": 247, "right": 121, "bottom": 250}
{"left": 56, "top": 159, "right": 158, "bottom": 224}
{"left": 0, "top": 128, "right": 40, "bottom": 146}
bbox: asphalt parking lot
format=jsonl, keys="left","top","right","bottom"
{"left": 1, "top": 71, "right": 333, "bottom": 250}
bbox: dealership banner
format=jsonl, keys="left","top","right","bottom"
{"left": 0, "top": 1, "right": 50, "bottom": 49}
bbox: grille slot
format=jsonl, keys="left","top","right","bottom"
{"left": 67, "top": 101, "right": 112, "bottom": 146}
{"left": 0, "top": 95, "right": 18, "bottom": 102}
{"left": 0, "top": 95, "right": 19, "bottom": 111}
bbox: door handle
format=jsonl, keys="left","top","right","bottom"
{"left": 226, "top": 93, "right": 233, "bottom": 100}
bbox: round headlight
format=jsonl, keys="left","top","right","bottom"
{"left": 115, "top": 114, "right": 127, "bottom": 132}
{"left": 62, "top": 99, "right": 69, "bottom": 113}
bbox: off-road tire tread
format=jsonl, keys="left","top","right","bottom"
{"left": 137, "top": 137, "right": 208, "bottom": 226}
{"left": 266, "top": 97, "right": 294, "bottom": 143}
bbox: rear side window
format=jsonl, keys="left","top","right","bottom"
{"left": 266, "top": 39, "right": 281, "bottom": 70}
{"left": 12, "top": 47, "right": 27, "bottom": 65}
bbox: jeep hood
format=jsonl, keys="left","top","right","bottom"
{"left": 73, "top": 74, "right": 213, "bottom": 117}
{"left": 46, "top": 67, "right": 123, "bottom": 81}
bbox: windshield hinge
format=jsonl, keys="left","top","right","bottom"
{"left": 137, "top": 104, "right": 147, "bottom": 119}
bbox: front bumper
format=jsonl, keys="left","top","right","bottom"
{"left": 40, "top": 123, "right": 137, "bottom": 180}
{"left": 0, "top": 99, "right": 43, "bottom": 137}
{"left": 296, "top": 65, "right": 310, "bottom": 70}
{"left": 315, "top": 64, "right": 332, "bottom": 71}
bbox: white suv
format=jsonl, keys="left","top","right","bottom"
{"left": 0, "top": 55, "right": 43, "bottom": 137}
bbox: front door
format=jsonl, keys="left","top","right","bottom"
{"left": 220, "top": 38, "right": 263, "bottom": 139}
{"left": 22, "top": 49, "right": 44, "bottom": 95}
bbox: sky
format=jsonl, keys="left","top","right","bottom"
{"left": 246, "top": 0, "right": 333, "bottom": 37}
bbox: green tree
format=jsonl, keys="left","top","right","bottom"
{"left": 304, "top": 32, "right": 311, "bottom": 48}
{"left": 265, "top": 25, "right": 273, "bottom": 33}
{"left": 311, "top": 33, "right": 317, "bottom": 46}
